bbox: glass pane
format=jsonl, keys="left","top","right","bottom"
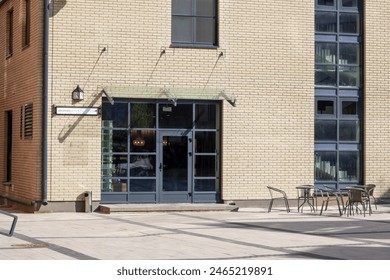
{"left": 172, "top": 0, "right": 192, "bottom": 15}
{"left": 195, "top": 179, "right": 217, "bottom": 192}
{"left": 159, "top": 104, "right": 193, "bottom": 128}
{"left": 315, "top": 120, "right": 337, "bottom": 141}
{"left": 342, "top": 101, "right": 357, "bottom": 115}
{"left": 195, "top": 104, "right": 217, "bottom": 129}
{"left": 339, "top": 44, "right": 359, "bottom": 65}
{"left": 315, "top": 151, "right": 337, "bottom": 181}
{"left": 130, "top": 155, "right": 155, "bottom": 177}
{"left": 315, "top": 12, "right": 337, "bottom": 33}
{"left": 315, "top": 65, "right": 336, "bottom": 86}
{"left": 102, "top": 102, "right": 128, "bottom": 128}
{"left": 195, "top": 155, "right": 216, "bottom": 176}
{"left": 195, "top": 131, "right": 216, "bottom": 153}
{"left": 102, "top": 154, "right": 128, "bottom": 177}
{"left": 163, "top": 136, "right": 188, "bottom": 191}
{"left": 102, "top": 178, "right": 127, "bottom": 193}
{"left": 339, "top": 120, "right": 359, "bottom": 141}
{"left": 339, "top": 66, "right": 359, "bottom": 87}
{"left": 130, "top": 130, "right": 156, "bottom": 152}
{"left": 340, "top": 13, "right": 359, "bottom": 34}
{"left": 315, "top": 42, "right": 336, "bottom": 64}
{"left": 130, "top": 103, "right": 156, "bottom": 128}
{"left": 317, "top": 0, "right": 334, "bottom": 6}
{"left": 196, "top": 0, "right": 215, "bottom": 16}
{"left": 339, "top": 151, "right": 360, "bottom": 181}
{"left": 341, "top": 0, "right": 358, "bottom": 8}
{"left": 103, "top": 130, "right": 127, "bottom": 153}
{"left": 196, "top": 18, "right": 215, "bottom": 44}
{"left": 130, "top": 179, "right": 156, "bottom": 192}
{"left": 172, "top": 16, "right": 193, "bottom": 43}
{"left": 317, "top": 100, "right": 334, "bottom": 115}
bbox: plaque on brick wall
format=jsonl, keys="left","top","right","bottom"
{"left": 55, "top": 106, "right": 100, "bottom": 116}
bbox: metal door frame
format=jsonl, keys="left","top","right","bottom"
{"left": 157, "top": 129, "right": 193, "bottom": 203}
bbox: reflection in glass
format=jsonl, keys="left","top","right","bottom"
{"left": 317, "top": 0, "right": 334, "bottom": 6}
{"left": 315, "top": 151, "right": 337, "bottom": 181}
{"left": 315, "top": 42, "right": 336, "bottom": 64}
{"left": 195, "top": 179, "right": 218, "bottom": 192}
{"left": 130, "top": 155, "right": 155, "bottom": 177}
{"left": 159, "top": 104, "right": 193, "bottom": 128}
{"left": 130, "top": 179, "right": 156, "bottom": 192}
{"left": 172, "top": 0, "right": 192, "bottom": 15}
{"left": 339, "top": 66, "right": 359, "bottom": 87}
{"left": 342, "top": 101, "right": 357, "bottom": 115}
{"left": 339, "top": 44, "right": 359, "bottom": 65}
{"left": 130, "top": 130, "right": 156, "bottom": 152}
{"left": 315, "top": 65, "right": 336, "bottom": 86}
{"left": 340, "top": 13, "right": 359, "bottom": 34}
{"left": 163, "top": 136, "right": 188, "bottom": 191}
{"left": 196, "top": 0, "right": 216, "bottom": 16}
{"left": 195, "top": 155, "right": 216, "bottom": 177}
{"left": 101, "top": 178, "right": 127, "bottom": 192}
{"left": 342, "top": 0, "right": 358, "bottom": 8}
{"left": 315, "top": 12, "right": 337, "bottom": 33}
{"left": 195, "top": 131, "right": 216, "bottom": 153}
{"left": 317, "top": 100, "right": 334, "bottom": 115}
{"left": 339, "top": 151, "right": 359, "bottom": 181}
{"left": 172, "top": 17, "right": 193, "bottom": 43}
{"left": 102, "top": 102, "right": 128, "bottom": 128}
{"left": 102, "top": 154, "right": 128, "bottom": 177}
{"left": 195, "top": 104, "right": 218, "bottom": 129}
{"left": 339, "top": 120, "right": 359, "bottom": 141}
{"left": 130, "top": 103, "right": 156, "bottom": 128}
{"left": 315, "top": 120, "right": 337, "bottom": 141}
{"left": 196, "top": 18, "right": 215, "bottom": 43}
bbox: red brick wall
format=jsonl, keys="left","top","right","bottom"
{"left": 0, "top": 0, "right": 43, "bottom": 211}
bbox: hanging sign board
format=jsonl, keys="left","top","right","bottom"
{"left": 55, "top": 106, "right": 100, "bottom": 116}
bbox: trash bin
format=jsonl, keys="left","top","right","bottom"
{"left": 84, "top": 191, "right": 92, "bottom": 213}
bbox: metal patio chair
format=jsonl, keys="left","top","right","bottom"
{"left": 266, "top": 186, "right": 290, "bottom": 213}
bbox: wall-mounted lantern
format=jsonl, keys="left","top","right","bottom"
{"left": 72, "top": 85, "right": 84, "bottom": 101}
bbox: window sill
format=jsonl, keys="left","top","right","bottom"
{"left": 170, "top": 43, "right": 218, "bottom": 50}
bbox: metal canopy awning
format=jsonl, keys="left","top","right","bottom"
{"left": 102, "top": 85, "right": 236, "bottom": 107}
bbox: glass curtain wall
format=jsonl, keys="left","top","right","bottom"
{"left": 314, "top": 0, "right": 363, "bottom": 190}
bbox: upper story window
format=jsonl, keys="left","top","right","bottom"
{"left": 171, "top": 0, "right": 218, "bottom": 47}
{"left": 22, "top": 0, "right": 31, "bottom": 48}
{"left": 6, "top": 9, "right": 14, "bottom": 57}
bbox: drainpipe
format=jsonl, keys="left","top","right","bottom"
{"left": 41, "top": 0, "right": 50, "bottom": 206}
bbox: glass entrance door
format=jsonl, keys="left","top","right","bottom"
{"left": 159, "top": 131, "right": 192, "bottom": 203}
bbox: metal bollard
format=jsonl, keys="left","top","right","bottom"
{"left": 84, "top": 191, "right": 92, "bottom": 213}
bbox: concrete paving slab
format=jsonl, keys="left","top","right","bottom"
{"left": 1, "top": 205, "right": 390, "bottom": 260}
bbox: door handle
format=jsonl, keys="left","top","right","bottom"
{"left": 159, "top": 163, "right": 163, "bottom": 172}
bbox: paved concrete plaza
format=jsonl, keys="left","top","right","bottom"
{"left": 1, "top": 205, "right": 390, "bottom": 260}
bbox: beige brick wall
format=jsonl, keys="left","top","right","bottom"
{"left": 364, "top": 1, "right": 390, "bottom": 198}
{"left": 47, "top": 0, "right": 314, "bottom": 202}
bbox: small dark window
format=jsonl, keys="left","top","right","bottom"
{"left": 172, "top": 0, "right": 218, "bottom": 47}
{"left": 317, "top": 100, "right": 334, "bottom": 115}
{"left": 317, "top": 0, "right": 335, "bottom": 7}
{"left": 6, "top": 9, "right": 14, "bottom": 57}
{"left": 342, "top": 101, "right": 357, "bottom": 115}
{"left": 341, "top": 0, "right": 358, "bottom": 8}
{"left": 23, "top": 0, "right": 31, "bottom": 47}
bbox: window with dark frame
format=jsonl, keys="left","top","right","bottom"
{"left": 172, "top": 0, "right": 218, "bottom": 47}
{"left": 6, "top": 9, "right": 14, "bottom": 57}
{"left": 23, "top": 0, "right": 31, "bottom": 48}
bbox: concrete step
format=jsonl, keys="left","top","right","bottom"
{"left": 98, "top": 203, "right": 239, "bottom": 214}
